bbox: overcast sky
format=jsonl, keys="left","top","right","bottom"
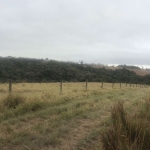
{"left": 1, "top": 0, "right": 150, "bottom": 65}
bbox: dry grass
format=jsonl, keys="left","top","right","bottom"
{"left": 0, "top": 82, "right": 140, "bottom": 100}
{"left": 0, "top": 82, "right": 149, "bottom": 150}
{"left": 101, "top": 101, "right": 150, "bottom": 150}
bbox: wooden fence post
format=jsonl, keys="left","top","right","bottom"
{"left": 86, "top": 80, "right": 88, "bottom": 91}
{"left": 60, "top": 81, "right": 62, "bottom": 94}
{"left": 120, "top": 82, "right": 121, "bottom": 88}
{"left": 112, "top": 82, "right": 114, "bottom": 88}
{"left": 101, "top": 81, "right": 103, "bottom": 88}
{"left": 126, "top": 83, "right": 127, "bottom": 87}
{"left": 9, "top": 79, "right": 12, "bottom": 93}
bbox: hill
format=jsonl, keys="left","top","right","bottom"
{"left": 91, "top": 64, "right": 150, "bottom": 76}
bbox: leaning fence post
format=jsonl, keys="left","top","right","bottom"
{"left": 9, "top": 79, "right": 12, "bottom": 93}
{"left": 60, "top": 81, "right": 63, "bottom": 94}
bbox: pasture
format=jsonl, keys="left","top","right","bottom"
{"left": 0, "top": 82, "right": 149, "bottom": 150}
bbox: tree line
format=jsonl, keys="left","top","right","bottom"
{"left": 0, "top": 56, "right": 150, "bottom": 84}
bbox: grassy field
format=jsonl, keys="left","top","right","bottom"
{"left": 0, "top": 82, "right": 149, "bottom": 150}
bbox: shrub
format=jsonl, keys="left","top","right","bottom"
{"left": 3, "top": 94, "right": 25, "bottom": 109}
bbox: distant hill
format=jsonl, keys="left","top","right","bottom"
{"left": 124, "top": 68, "right": 150, "bottom": 76}
{"left": 91, "top": 64, "right": 150, "bottom": 76}
{"left": 117, "top": 65, "right": 141, "bottom": 69}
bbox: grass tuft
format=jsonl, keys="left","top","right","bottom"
{"left": 101, "top": 101, "right": 150, "bottom": 150}
{"left": 3, "top": 94, "right": 25, "bottom": 109}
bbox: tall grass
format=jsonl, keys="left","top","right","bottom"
{"left": 101, "top": 101, "right": 150, "bottom": 150}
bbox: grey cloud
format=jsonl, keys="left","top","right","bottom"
{"left": 1, "top": 0, "right": 150, "bottom": 66}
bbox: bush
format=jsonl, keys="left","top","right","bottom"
{"left": 3, "top": 94, "right": 25, "bottom": 109}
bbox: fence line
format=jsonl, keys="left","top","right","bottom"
{"left": 5, "top": 80, "right": 149, "bottom": 94}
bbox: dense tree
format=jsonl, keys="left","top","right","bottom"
{"left": 0, "top": 57, "right": 149, "bottom": 84}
